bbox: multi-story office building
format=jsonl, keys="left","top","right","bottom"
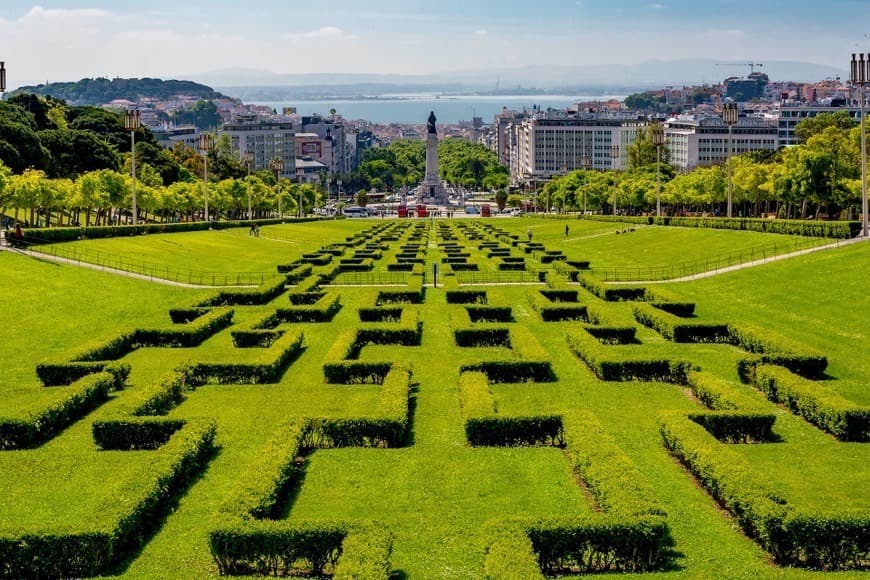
{"left": 493, "top": 108, "right": 529, "bottom": 166}
{"left": 665, "top": 115, "right": 778, "bottom": 171}
{"left": 299, "top": 115, "right": 352, "bottom": 175}
{"left": 152, "top": 125, "right": 199, "bottom": 150}
{"left": 775, "top": 102, "right": 863, "bottom": 146}
{"left": 222, "top": 115, "right": 295, "bottom": 178}
{"left": 508, "top": 112, "right": 644, "bottom": 185}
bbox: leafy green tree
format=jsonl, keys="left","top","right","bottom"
{"left": 170, "top": 100, "right": 223, "bottom": 130}
{"left": 794, "top": 111, "right": 857, "bottom": 143}
{"left": 356, "top": 190, "right": 369, "bottom": 207}
{"left": 628, "top": 124, "right": 671, "bottom": 169}
{"left": 40, "top": 129, "right": 120, "bottom": 178}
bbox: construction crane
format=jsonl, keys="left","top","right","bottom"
{"left": 716, "top": 62, "right": 764, "bottom": 75}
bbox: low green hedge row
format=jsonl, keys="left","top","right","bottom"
{"left": 22, "top": 218, "right": 314, "bottom": 244}
{"left": 198, "top": 278, "right": 287, "bottom": 307}
{"left": 643, "top": 287, "right": 696, "bottom": 317}
{"left": 0, "top": 370, "right": 127, "bottom": 450}
{"left": 128, "top": 366, "right": 202, "bottom": 417}
{"left": 446, "top": 289, "right": 488, "bottom": 304}
{"left": 301, "top": 253, "right": 333, "bottom": 266}
{"left": 387, "top": 262, "right": 415, "bottom": 271}
{"left": 686, "top": 371, "right": 768, "bottom": 412}
{"left": 292, "top": 275, "right": 321, "bottom": 295}
{"left": 455, "top": 327, "right": 512, "bottom": 348}
{"left": 168, "top": 307, "right": 209, "bottom": 323}
{"left": 0, "top": 419, "right": 216, "bottom": 578}
{"left": 578, "top": 275, "right": 647, "bottom": 302}
{"left": 540, "top": 289, "right": 579, "bottom": 303}
{"left": 65, "top": 308, "right": 234, "bottom": 363}
{"left": 754, "top": 365, "right": 870, "bottom": 442}
{"left": 289, "top": 291, "right": 323, "bottom": 305}
{"left": 567, "top": 328, "right": 691, "bottom": 383}
{"left": 459, "top": 327, "right": 554, "bottom": 382}
{"left": 338, "top": 258, "right": 374, "bottom": 272}
{"left": 223, "top": 420, "right": 308, "bottom": 520}
{"left": 466, "top": 306, "right": 513, "bottom": 323}
{"left": 358, "top": 307, "right": 403, "bottom": 323}
{"left": 306, "top": 365, "right": 411, "bottom": 448}
{"left": 209, "top": 521, "right": 392, "bottom": 578}
{"left": 231, "top": 329, "right": 283, "bottom": 348}
{"left": 375, "top": 280, "right": 425, "bottom": 305}
{"left": 35, "top": 360, "right": 126, "bottom": 387}
{"left": 283, "top": 263, "right": 314, "bottom": 284}
{"left": 582, "top": 324, "right": 637, "bottom": 345}
{"left": 458, "top": 372, "right": 562, "bottom": 446}
{"left": 552, "top": 260, "right": 580, "bottom": 281}
{"left": 659, "top": 412, "right": 870, "bottom": 568}
{"left": 498, "top": 261, "right": 526, "bottom": 271}
{"left": 188, "top": 330, "right": 304, "bottom": 385}
{"left": 275, "top": 292, "right": 342, "bottom": 323}
{"left": 563, "top": 411, "right": 666, "bottom": 518}
{"left": 483, "top": 523, "right": 545, "bottom": 579}
{"left": 688, "top": 412, "right": 777, "bottom": 443}
{"left": 527, "top": 291, "right": 588, "bottom": 322}
{"left": 729, "top": 323, "right": 828, "bottom": 381}
{"left": 322, "top": 329, "right": 393, "bottom": 385}
{"left": 588, "top": 215, "right": 860, "bottom": 238}
{"left": 92, "top": 417, "right": 186, "bottom": 450}
{"left": 632, "top": 303, "right": 730, "bottom": 343}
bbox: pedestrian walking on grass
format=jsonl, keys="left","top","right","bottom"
{"left": 527, "top": 229, "right": 532, "bottom": 242}
{"left": 565, "top": 224, "right": 569, "bottom": 237}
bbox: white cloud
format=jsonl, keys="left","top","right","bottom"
{"left": 651, "top": 3, "right": 663, "bottom": 9}
{"left": 283, "top": 26, "right": 355, "bottom": 40}
{"left": 473, "top": 29, "right": 489, "bottom": 37}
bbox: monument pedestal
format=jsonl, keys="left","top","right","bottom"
{"left": 416, "top": 112, "right": 449, "bottom": 205}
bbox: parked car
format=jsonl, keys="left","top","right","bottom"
{"left": 465, "top": 206, "right": 480, "bottom": 215}
{"left": 342, "top": 206, "right": 369, "bottom": 218}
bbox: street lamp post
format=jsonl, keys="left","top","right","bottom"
{"left": 851, "top": 53, "right": 870, "bottom": 238}
{"left": 243, "top": 151, "right": 254, "bottom": 221}
{"left": 269, "top": 158, "right": 284, "bottom": 218}
{"left": 124, "top": 110, "right": 141, "bottom": 225}
{"left": 610, "top": 144, "right": 620, "bottom": 215}
{"left": 198, "top": 133, "right": 213, "bottom": 223}
{"left": 722, "top": 102, "right": 739, "bottom": 218}
{"left": 0, "top": 62, "right": 6, "bottom": 99}
{"left": 651, "top": 123, "right": 665, "bottom": 217}
{"left": 581, "top": 155, "right": 590, "bottom": 214}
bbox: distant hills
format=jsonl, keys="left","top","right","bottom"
{"left": 194, "top": 59, "right": 847, "bottom": 99}
{"left": 10, "top": 78, "right": 230, "bottom": 106}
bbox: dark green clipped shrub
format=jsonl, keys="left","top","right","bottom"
{"left": 466, "top": 306, "right": 513, "bottom": 323}
{"left": 483, "top": 524, "right": 545, "bottom": 579}
{"left": 567, "top": 329, "right": 691, "bottom": 383}
{"left": 333, "top": 525, "right": 394, "bottom": 580}
{"left": 289, "top": 291, "right": 324, "bottom": 305}
{"left": 633, "top": 303, "right": 730, "bottom": 343}
{"left": 460, "top": 361, "right": 555, "bottom": 384}
{"left": 729, "top": 323, "right": 828, "bottom": 380}
{"left": 526, "top": 516, "right": 670, "bottom": 574}
{"left": 198, "top": 278, "right": 287, "bottom": 306}
{"left": 276, "top": 292, "right": 342, "bottom": 323}
{"left": 583, "top": 325, "right": 637, "bottom": 345}
{"left": 455, "top": 328, "right": 512, "bottom": 348}
{"left": 527, "top": 291, "right": 588, "bottom": 322}
{"left": 754, "top": 365, "right": 870, "bottom": 442}
{"left": 587, "top": 215, "right": 860, "bottom": 238}
{"left": 209, "top": 520, "right": 348, "bottom": 576}
{"left": 92, "top": 418, "right": 186, "bottom": 450}
{"left": 231, "top": 329, "right": 283, "bottom": 348}
{"left": 36, "top": 361, "right": 113, "bottom": 386}
{"left": 466, "top": 415, "right": 564, "bottom": 447}
{"left": 446, "top": 290, "right": 487, "bottom": 304}
{"left": 168, "top": 307, "right": 209, "bottom": 323}
{"left": 563, "top": 411, "right": 666, "bottom": 518}
{"left": 686, "top": 371, "right": 767, "bottom": 412}
{"left": 688, "top": 412, "right": 776, "bottom": 443}
{"left": 283, "top": 264, "right": 313, "bottom": 284}
{"left": 358, "top": 307, "right": 403, "bottom": 323}
{"left": 190, "top": 331, "right": 304, "bottom": 384}
{"left": 579, "top": 275, "right": 647, "bottom": 302}
{"left": 0, "top": 371, "right": 124, "bottom": 449}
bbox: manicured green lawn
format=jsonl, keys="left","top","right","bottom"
{"left": 0, "top": 221, "right": 866, "bottom": 579}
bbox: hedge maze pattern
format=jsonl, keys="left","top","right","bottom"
{"left": 1, "top": 218, "right": 867, "bottom": 578}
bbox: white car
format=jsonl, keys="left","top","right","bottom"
{"left": 342, "top": 206, "right": 369, "bottom": 218}
{"left": 465, "top": 206, "right": 480, "bottom": 215}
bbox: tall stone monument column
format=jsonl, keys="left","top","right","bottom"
{"left": 417, "top": 111, "right": 448, "bottom": 204}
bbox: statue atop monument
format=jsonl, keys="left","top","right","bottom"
{"left": 427, "top": 111, "right": 437, "bottom": 134}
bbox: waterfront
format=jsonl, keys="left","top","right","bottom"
{"left": 249, "top": 94, "right": 627, "bottom": 124}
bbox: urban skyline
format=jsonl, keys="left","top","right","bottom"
{"left": 3, "top": 1, "right": 870, "bottom": 88}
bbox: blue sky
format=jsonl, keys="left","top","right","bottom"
{"left": 2, "top": 1, "right": 868, "bottom": 87}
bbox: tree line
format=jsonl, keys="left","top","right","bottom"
{"left": 541, "top": 111, "right": 864, "bottom": 220}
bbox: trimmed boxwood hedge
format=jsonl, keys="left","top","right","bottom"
{"left": 527, "top": 291, "right": 588, "bottom": 322}
{"left": 567, "top": 328, "right": 691, "bottom": 383}
{"left": 446, "top": 289, "right": 487, "bottom": 304}
{"left": 688, "top": 412, "right": 777, "bottom": 443}
{"left": 729, "top": 323, "right": 828, "bottom": 381}
{"left": 455, "top": 327, "right": 512, "bottom": 348}
{"left": 198, "top": 278, "right": 287, "bottom": 306}
{"left": 189, "top": 330, "right": 304, "bottom": 385}
{"left": 466, "top": 306, "right": 513, "bottom": 323}
{"left": 632, "top": 303, "right": 730, "bottom": 343}
{"left": 0, "top": 419, "right": 216, "bottom": 578}
{"left": 579, "top": 275, "right": 647, "bottom": 302}
{"left": 754, "top": 365, "right": 869, "bottom": 442}
{"left": 0, "top": 369, "right": 127, "bottom": 450}
{"left": 92, "top": 417, "right": 186, "bottom": 450}
{"left": 276, "top": 292, "right": 342, "bottom": 323}
{"left": 686, "top": 371, "right": 768, "bottom": 412}
{"left": 659, "top": 412, "right": 869, "bottom": 569}
{"left": 587, "top": 215, "right": 860, "bottom": 239}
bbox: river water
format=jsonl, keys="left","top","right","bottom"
{"left": 250, "top": 94, "right": 627, "bottom": 124}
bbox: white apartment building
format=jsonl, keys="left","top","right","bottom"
{"left": 665, "top": 116, "right": 779, "bottom": 171}
{"left": 508, "top": 113, "right": 644, "bottom": 185}
{"left": 222, "top": 115, "right": 295, "bottom": 178}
